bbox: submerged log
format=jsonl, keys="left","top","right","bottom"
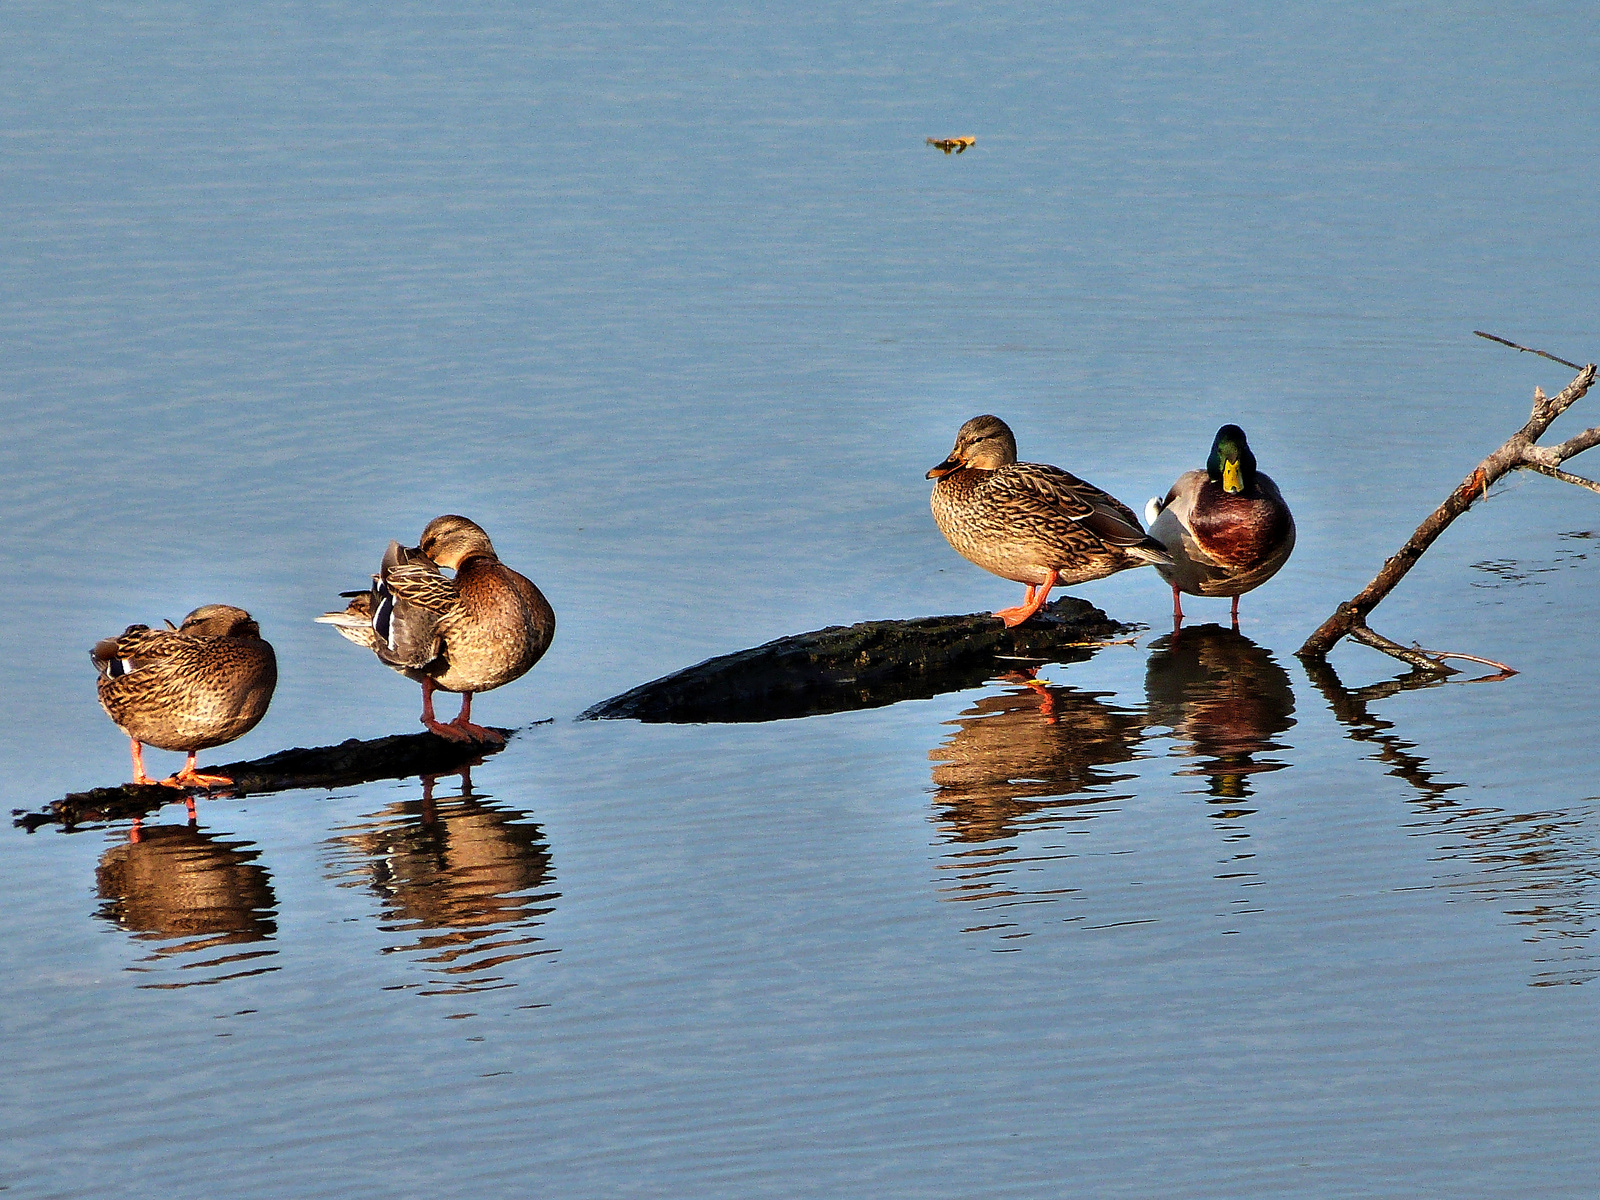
{"left": 579, "top": 597, "right": 1130, "bottom": 723}
{"left": 15, "top": 728, "right": 515, "bottom": 832}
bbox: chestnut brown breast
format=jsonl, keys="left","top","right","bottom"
{"left": 1188, "top": 481, "right": 1293, "bottom": 569}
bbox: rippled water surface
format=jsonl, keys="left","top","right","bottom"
{"left": 4, "top": 3, "right": 1600, "bottom": 1197}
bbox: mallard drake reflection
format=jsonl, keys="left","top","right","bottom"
{"left": 928, "top": 415, "right": 1173, "bottom": 627}
{"left": 92, "top": 605, "right": 277, "bottom": 790}
{"left": 318, "top": 515, "right": 555, "bottom": 744}
{"left": 1145, "top": 624, "right": 1294, "bottom": 800}
{"left": 1145, "top": 425, "right": 1294, "bottom": 624}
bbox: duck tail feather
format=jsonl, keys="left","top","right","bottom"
{"left": 1126, "top": 538, "right": 1176, "bottom": 567}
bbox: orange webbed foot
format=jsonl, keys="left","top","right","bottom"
{"left": 163, "top": 768, "right": 234, "bottom": 790}
{"left": 448, "top": 718, "right": 505, "bottom": 745}
{"left": 994, "top": 572, "right": 1057, "bottom": 628}
{"left": 422, "top": 716, "right": 474, "bottom": 742}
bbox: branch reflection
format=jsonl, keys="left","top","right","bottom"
{"left": 95, "top": 819, "right": 279, "bottom": 989}
{"left": 1306, "top": 657, "right": 1600, "bottom": 986}
{"left": 325, "top": 768, "right": 559, "bottom": 998}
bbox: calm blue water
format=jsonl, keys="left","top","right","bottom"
{"left": 4, "top": 3, "right": 1599, "bottom": 1196}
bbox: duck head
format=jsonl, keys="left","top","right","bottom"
{"left": 1206, "top": 425, "right": 1257, "bottom": 495}
{"left": 927, "top": 414, "right": 1019, "bottom": 478}
{"left": 419, "top": 514, "right": 498, "bottom": 570}
{"left": 177, "top": 605, "right": 262, "bottom": 639}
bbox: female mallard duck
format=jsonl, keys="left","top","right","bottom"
{"left": 928, "top": 415, "right": 1173, "bottom": 626}
{"left": 1144, "top": 424, "right": 1295, "bottom": 624}
{"left": 92, "top": 604, "right": 277, "bottom": 789}
{"left": 317, "top": 515, "right": 555, "bottom": 744}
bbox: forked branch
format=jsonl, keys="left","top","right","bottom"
{"left": 1298, "top": 345, "right": 1597, "bottom": 669}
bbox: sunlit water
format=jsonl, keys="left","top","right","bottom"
{"left": 4, "top": 3, "right": 1599, "bottom": 1197}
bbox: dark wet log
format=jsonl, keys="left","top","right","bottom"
{"left": 580, "top": 597, "right": 1129, "bottom": 723}
{"left": 1299, "top": 349, "right": 1596, "bottom": 670}
{"left": 14, "top": 728, "right": 514, "bottom": 832}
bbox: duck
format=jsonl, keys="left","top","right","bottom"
{"left": 1144, "top": 424, "right": 1295, "bottom": 624}
{"left": 92, "top": 604, "right": 278, "bottom": 790}
{"left": 317, "top": 515, "right": 555, "bottom": 744}
{"left": 927, "top": 414, "right": 1173, "bottom": 626}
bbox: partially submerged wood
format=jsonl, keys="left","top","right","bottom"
{"left": 580, "top": 597, "right": 1129, "bottom": 723}
{"left": 15, "top": 728, "right": 515, "bottom": 832}
{"left": 1298, "top": 339, "right": 1597, "bottom": 672}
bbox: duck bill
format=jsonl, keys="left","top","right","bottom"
{"left": 1222, "top": 459, "right": 1243, "bottom": 493}
{"left": 926, "top": 455, "right": 962, "bottom": 480}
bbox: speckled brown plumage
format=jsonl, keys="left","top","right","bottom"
{"left": 928, "top": 415, "right": 1172, "bottom": 626}
{"left": 317, "top": 515, "right": 555, "bottom": 743}
{"left": 92, "top": 604, "right": 277, "bottom": 787}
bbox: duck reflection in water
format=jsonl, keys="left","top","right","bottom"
{"left": 930, "top": 674, "right": 1146, "bottom": 843}
{"left": 326, "top": 767, "right": 558, "bottom": 996}
{"left": 928, "top": 673, "right": 1145, "bottom": 937}
{"left": 95, "top": 819, "right": 279, "bottom": 988}
{"left": 1144, "top": 624, "right": 1295, "bottom": 808}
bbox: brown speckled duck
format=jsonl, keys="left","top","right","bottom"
{"left": 316, "top": 515, "right": 555, "bottom": 744}
{"left": 1144, "top": 424, "right": 1295, "bottom": 624}
{"left": 93, "top": 604, "right": 278, "bottom": 789}
{"left": 928, "top": 415, "right": 1173, "bottom": 626}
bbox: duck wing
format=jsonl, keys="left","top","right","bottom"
{"left": 373, "top": 546, "right": 458, "bottom": 671}
{"left": 1000, "top": 463, "right": 1174, "bottom": 560}
{"left": 317, "top": 541, "right": 457, "bottom": 671}
{"left": 90, "top": 625, "right": 195, "bottom": 680}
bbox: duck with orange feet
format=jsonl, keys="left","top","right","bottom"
{"left": 317, "top": 515, "right": 555, "bottom": 744}
{"left": 928, "top": 415, "right": 1173, "bottom": 626}
{"left": 92, "top": 604, "right": 278, "bottom": 793}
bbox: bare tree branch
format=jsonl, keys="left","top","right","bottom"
{"left": 1346, "top": 624, "right": 1461, "bottom": 674}
{"left": 1518, "top": 462, "right": 1600, "bottom": 495}
{"left": 1544, "top": 424, "right": 1600, "bottom": 461}
{"left": 1473, "top": 330, "right": 1586, "bottom": 372}
{"left": 1298, "top": 353, "right": 1597, "bottom": 667}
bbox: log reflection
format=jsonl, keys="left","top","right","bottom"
{"left": 928, "top": 675, "right": 1145, "bottom": 939}
{"left": 326, "top": 769, "right": 559, "bottom": 996}
{"left": 1306, "top": 658, "right": 1600, "bottom": 986}
{"left": 95, "top": 821, "right": 279, "bottom": 988}
{"left": 1145, "top": 624, "right": 1295, "bottom": 808}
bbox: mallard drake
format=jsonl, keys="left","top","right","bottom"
{"left": 317, "top": 515, "right": 555, "bottom": 744}
{"left": 928, "top": 414, "right": 1173, "bottom": 626}
{"left": 1144, "top": 424, "right": 1295, "bottom": 624}
{"left": 92, "top": 604, "right": 277, "bottom": 789}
